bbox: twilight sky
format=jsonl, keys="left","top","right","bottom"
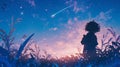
{"left": 0, "top": 0, "right": 120, "bottom": 58}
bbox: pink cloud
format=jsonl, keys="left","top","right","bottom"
{"left": 28, "top": 20, "right": 116, "bottom": 58}
{"left": 94, "top": 10, "right": 112, "bottom": 22}
{"left": 65, "top": 0, "right": 89, "bottom": 13}
{"left": 27, "top": 0, "right": 36, "bottom": 7}
{"left": 25, "top": 9, "right": 115, "bottom": 58}
{"left": 49, "top": 27, "right": 58, "bottom": 31}
{"left": 67, "top": 19, "right": 73, "bottom": 25}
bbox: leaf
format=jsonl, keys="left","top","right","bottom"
{"left": 30, "top": 53, "right": 35, "bottom": 59}
{"left": 103, "top": 34, "right": 105, "bottom": 38}
{"left": 116, "top": 35, "right": 120, "bottom": 42}
{"left": 101, "top": 39, "right": 104, "bottom": 45}
{"left": 112, "top": 42, "right": 117, "bottom": 46}
{"left": 107, "top": 37, "right": 113, "bottom": 44}
{"left": 15, "top": 33, "right": 35, "bottom": 60}
{"left": 29, "top": 48, "right": 35, "bottom": 52}
{"left": 107, "top": 28, "right": 116, "bottom": 37}
{"left": 0, "top": 29, "right": 6, "bottom": 38}
{"left": 0, "top": 46, "right": 9, "bottom": 56}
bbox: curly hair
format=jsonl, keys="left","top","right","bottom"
{"left": 85, "top": 20, "right": 100, "bottom": 33}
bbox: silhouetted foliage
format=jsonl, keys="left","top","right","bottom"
{"left": 0, "top": 19, "right": 120, "bottom": 67}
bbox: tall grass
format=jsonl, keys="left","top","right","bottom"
{"left": 0, "top": 18, "right": 120, "bottom": 67}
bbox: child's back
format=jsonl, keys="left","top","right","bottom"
{"left": 81, "top": 32, "right": 98, "bottom": 51}
{"left": 81, "top": 20, "right": 100, "bottom": 59}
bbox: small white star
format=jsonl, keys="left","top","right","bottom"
{"left": 20, "top": 6, "right": 23, "bottom": 9}
{"left": 21, "top": 12, "right": 24, "bottom": 15}
{"left": 45, "top": 9, "right": 48, "bottom": 12}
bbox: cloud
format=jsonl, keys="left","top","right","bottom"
{"left": 65, "top": 0, "right": 90, "bottom": 13}
{"left": 27, "top": 0, "right": 36, "bottom": 7}
{"left": 47, "top": 10, "right": 113, "bottom": 57}
{"left": 49, "top": 27, "right": 58, "bottom": 31}
{"left": 26, "top": 9, "right": 114, "bottom": 58}
{"left": 94, "top": 10, "right": 112, "bottom": 22}
{"left": 73, "top": 1, "right": 81, "bottom": 13}
{"left": 34, "top": 18, "right": 115, "bottom": 58}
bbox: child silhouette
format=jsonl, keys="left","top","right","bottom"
{"left": 81, "top": 20, "right": 100, "bottom": 59}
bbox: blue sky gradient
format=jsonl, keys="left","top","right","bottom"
{"left": 0, "top": 0, "right": 120, "bottom": 57}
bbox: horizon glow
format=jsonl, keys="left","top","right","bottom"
{"left": 0, "top": 0, "right": 120, "bottom": 58}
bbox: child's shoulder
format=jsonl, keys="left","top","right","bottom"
{"left": 86, "top": 32, "right": 96, "bottom": 38}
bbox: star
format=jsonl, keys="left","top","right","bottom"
{"left": 20, "top": 6, "right": 23, "bottom": 9}
{"left": 20, "top": 12, "right": 24, "bottom": 15}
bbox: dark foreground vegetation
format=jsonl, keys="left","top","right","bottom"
{"left": 0, "top": 19, "right": 120, "bottom": 67}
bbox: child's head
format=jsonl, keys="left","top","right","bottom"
{"left": 85, "top": 20, "right": 100, "bottom": 33}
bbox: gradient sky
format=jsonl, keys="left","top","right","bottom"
{"left": 0, "top": 0, "right": 120, "bottom": 58}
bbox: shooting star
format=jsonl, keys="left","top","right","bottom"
{"left": 51, "top": 5, "right": 73, "bottom": 18}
